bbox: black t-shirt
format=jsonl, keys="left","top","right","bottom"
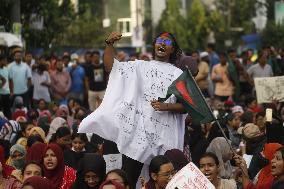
{"left": 83, "top": 63, "right": 107, "bottom": 91}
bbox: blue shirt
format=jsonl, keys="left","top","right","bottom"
{"left": 0, "top": 66, "right": 10, "bottom": 94}
{"left": 68, "top": 65, "right": 85, "bottom": 93}
{"left": 8, "top": 62, "right": 32, "bottom": 94}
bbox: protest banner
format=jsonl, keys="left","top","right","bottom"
{"left": 166, "top": 162, "right": 215, "bottom": 189}
{"left": 254, "top": 76, "right": 284, "bottom": 104}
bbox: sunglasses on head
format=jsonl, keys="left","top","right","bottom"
{"left": 155, "top": 37, "right": 173, "bottom": 46}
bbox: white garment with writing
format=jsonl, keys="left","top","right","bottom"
{"left": 79, "top": 59, "right": 185, "bottom": 164}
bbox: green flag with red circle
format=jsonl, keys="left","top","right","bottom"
{"left": 159, "top": 69, "right": 215, "bottom": 124}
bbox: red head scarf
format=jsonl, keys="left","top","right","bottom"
{"left": 0, "top": 145, "right": 14, "bottom": 178}
{"left": 22, "top": 176, "right": 52, "bottom": 189}
{"left": 256, "top": 143, "right": 283, "bottom": 188}
{"left": 26, "top": 143, "right": 47, "bottom": 164}
{"left": 42, "top": 143, "right": 65, "bottom": 189}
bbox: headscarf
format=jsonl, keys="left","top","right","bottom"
{"left": 42, "top": 143, "right": 65, "bottom": 189}
{"left": 206, "top": 137, "right": 233, "bottom": 179}
{"left": 56, "top": 105, "right": 69, "bottom": 118}
{"left": 26, "top": 143, "right": 47, "bottom": 163}
{"left": 9, "top": 144, "right": 26, "bottom": 170}
{"left": 29, "top": 127, "right": 47, "bottom": 143}
{"left": 22, "top": 176, "right": 52, "bottom": 189}
{"left": 47, "top": 117, "right": 67, "bottom": 141}
{"left": 164, "top": 149, "right": 189, "bottom": 171}
{"left": 72, "top": 153, "right": 106, "bottom": 189}
{"left": 37, "top": 115, "right": 50, "bottom": 136}
{"left": 256, "top": 143, "right": 283, "bottom": 188}
{"left": 0, "top": 145, "right": 14, "bottom": 178}
{"left": 0, "top": 120, "right": 21, "bottom": 144}
{"left": 99, "top": 180, "right": 125, "bottom": 189}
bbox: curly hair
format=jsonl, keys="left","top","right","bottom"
{"left": 152, "top": 32, "right": 182, "bottom": 64}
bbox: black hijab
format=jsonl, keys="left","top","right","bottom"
{"left": 71, "top": 153, "right": 106, "bottom": 189}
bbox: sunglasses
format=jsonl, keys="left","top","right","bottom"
{"left": 155, "top": 37, "right": 173, "bottom": 46}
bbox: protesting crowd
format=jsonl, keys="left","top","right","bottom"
{"left": 0, "top": 31, "right": 284, "bottom": 189}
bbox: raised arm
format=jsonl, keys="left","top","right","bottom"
{"left": 104, "top": 32, "right": 122, "bottom": 72}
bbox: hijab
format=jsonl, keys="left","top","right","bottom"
{"left": 0, "top": 120, "right": 21, "bottom": 144}
{"left": 47, "top": 117, "right": 67, "bottom": 141}
{"left": 206, "top": 137, "right": 233, "bottom": 179}
{"left": 9, "top": 144, "right": 26, "bottom": 170}
{"left": 29, "top": 127, "right": 47, "bottom": 143}
{"left": 26, "top": 143, "right": 47, "bottom": 163}
{"left": 42, "top": 143, "right": 65, "bottom": 189}
{"left": 22, "top": 176, "right": 52, "bottom": 189}
{"left": 72, "top": 153, "right": 106, "bottom": 189}
{"left": 256, "top": 143, "right": 283, "bottom": 188}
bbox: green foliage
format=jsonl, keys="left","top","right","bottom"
{"left": 186, "top": 0, "right": 207, "bottom": 52}
{"left": 156, "top": 0, "right": 188, "bottom": 50}
{"left": 60, "top": 6, "right": 108, "bottom": 48}
{"left": 261, "top": 22, "right": 284, "bottom": 48}
{"left": 23, "top": 0, "right": 76, "bottom": 49}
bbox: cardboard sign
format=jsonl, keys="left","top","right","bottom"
{"left": 254, "top": 76, "right": 284, "bottom": 104}
{"left": 166, "top": 162, "right": 215, "bottom": 189}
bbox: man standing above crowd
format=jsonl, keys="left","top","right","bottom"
{"left": 50, "top": 58, "right": 71, "bottom": 104}
{"left": 84, "top": 51, "right": 108, "bottom": 111}
{"left": 8, "top": 50, "right": 32, "bottom": 108}
{"left": 211, "top": 52, "right": 234, "bottom": 101}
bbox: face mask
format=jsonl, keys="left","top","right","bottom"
{"left": 11, "top": 158, "right": 25, "bottom": 170}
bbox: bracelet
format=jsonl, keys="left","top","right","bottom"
{"left": 105, "top": 39, "right": 114, "bottom": 46}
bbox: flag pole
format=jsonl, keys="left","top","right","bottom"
{"left": 186, "top": 68, "right": 234, "bottom": 152}
{"left": 186, "top": 68, "right": 249, "bottom": 177}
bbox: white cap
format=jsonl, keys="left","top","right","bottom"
{"left": 200, "top": 51, "right": 209, "bottom": 58}
{"left": 71, "top": 53, "right": 79, "bottom": 60}
{"left": 232, "top": 105, "right": 244, "bottom": 114}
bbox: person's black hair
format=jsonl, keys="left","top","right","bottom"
{"left": 85, "top": 51, "right": 92, "bottom": 55}
{"left": 227, "top": 48, "right": 236, "bottom": 54}
{"left": 15, "top": 121, "right": 33, "bottom": 141}
{"left": 256, "top": 111, "right": 266, "bottom": 120}
{"left": 149, "top": 155, "right": 171, "bottom": 179}
{"left": 25, "top": 51, "right": 32, "bottom": 56}
{"left": 27, "top": 135, "right": 44, "bottom": 148}
{"left": 207, "top": 43, "right": 215, "bottom": 50}
{"left": 106, "top": 169, "right": 130, "bottom": 188}
{"left": 21, "top": 161, "right": 43, "bottom": 176}
{"left": 27, "top": 109, "right": 39, "bottom": 122}
{"left": 199, "top": 152, "right": 220, "bottom": 167}
{"left": 245, "top": 95, "right": 256, "bottom": 106}
{"left": 240, "top": 111, "right": 254, "bottom": 126}
{"left": 50, "top": 126, "right": 71, "bottom": 143}
{"left": 75, "top": 107, "right": 87, "bottom": 121}
{"left": 152, "top": 32, "right": 182, "bottom": 64}
{"left": 0, "top": 54, "right": 6, "bottom": 61}
{"left": 219, "top": 52, "right": 227, "bottom": 57}
{"left": 71, "top": 133, "right": 88, "bottom": 143}
{"left": 92, "top": 50, "right": 100, "bottom": 56}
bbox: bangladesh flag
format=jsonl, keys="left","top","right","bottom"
{"left": 159, "top": 69, "right": 215, "bottom": 124}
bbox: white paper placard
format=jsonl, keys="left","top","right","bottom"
{"left": 254, "top": 76, "right": 284, "bottom": 104}
{"left": 103, "top": 153, "right": 122, "bottom": 173}
{"left": 166, "top": 162, "right": 215, "bottom": 189}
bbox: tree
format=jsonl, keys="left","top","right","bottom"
{"left": 186, "top": 0, "right": 208, "bottom": 52}
{"left": 156, "top": 0, "right": 188, "bottom": 51}
{"left": 0, "top": 0, "right": 75, "bottom": 49}
{"left": 261, "top": 22, "right": 284, "bottom": 48}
